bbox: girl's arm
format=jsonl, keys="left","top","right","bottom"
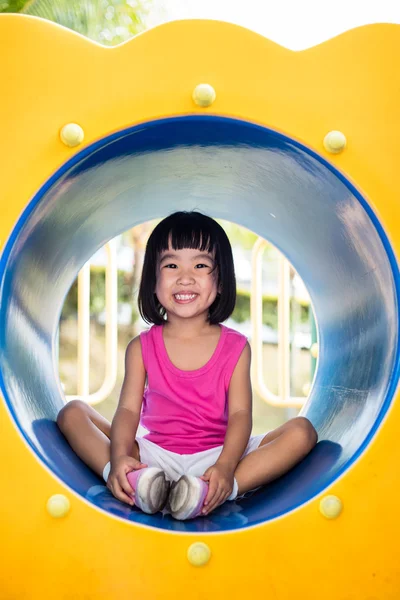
{"left": 110, "top": 336, "right": 146, "bottom": 460}
{"left": 108, "top": 336, "right": 147, "bottom": 504}
{"left": 201, "top": 343, "right": 252, "bottom": 513}
{"left": 217, "top": 342, "right": 253, "bottom": 469}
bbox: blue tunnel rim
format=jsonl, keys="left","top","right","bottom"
{"left": 0, "top": 114, "right": 399, "bottom": 532}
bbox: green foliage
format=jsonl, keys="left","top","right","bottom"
{"left": 0, "top": 0, "right": 28, "bottom": 11}
{"left": 232, "top": 288, "right": 309, "bottom": 329}
{"left": 61, "top": 267, "right": 133, "bottom": 319}
{"left": 219, "top": 220, "right": 259, "bottom": 250}
{"left": 233, "top": 288, "right": 279, "bottom": 329}
{"left": 1, "top": 0, "right": 151, "bottom": 45}
{"left": 295, "top": 299, "right": 310, "bottom": 325}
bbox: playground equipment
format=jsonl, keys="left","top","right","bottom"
{"left": 1, "top": 14, "right": 399, "bottom": 600}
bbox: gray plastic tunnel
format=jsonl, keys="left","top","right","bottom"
{"left": 0, "top": 116, "right": 398, "bottom": 532}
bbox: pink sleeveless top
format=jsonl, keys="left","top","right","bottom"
{"left": 139, "top": 324, "right": 247, "bottom": 454}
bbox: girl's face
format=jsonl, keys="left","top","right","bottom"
{"left": 155, "top": 245, "right": 219, "bottom": 322}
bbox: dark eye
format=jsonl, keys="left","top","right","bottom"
{"left": 195, "top": 263, "right": 210, "bottom": 269}
{"left": 164, "top": 263, "right": 177, "bottom": 269}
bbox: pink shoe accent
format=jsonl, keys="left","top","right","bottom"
{"left": 126, "top": 467, "right": 170, "bottom": 514}
{"left": 126, "top": 469, "right": 142, "bottom": 495}
{"left": 189, "top": 479, "right": 209, "bottom": 518}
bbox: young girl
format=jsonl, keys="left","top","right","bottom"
{"left": 57, "top": 211, "right": 317, "bottom": 520}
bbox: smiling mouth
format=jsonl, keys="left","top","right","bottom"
{"left": 173, "top": 293, "right": 198, "bottom": 303}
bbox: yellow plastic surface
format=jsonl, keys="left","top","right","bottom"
{"left": 1, "top": 15, "right": 400, "bottom": 599}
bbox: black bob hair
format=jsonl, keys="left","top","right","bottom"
{"left": 138, "top": 211, "right": 236, "bottom": 325}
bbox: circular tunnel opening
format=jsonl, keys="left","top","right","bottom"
{"left": 0, "top": 115, "right": 398, "bottom": 532}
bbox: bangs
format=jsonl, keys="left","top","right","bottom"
{"left": 156, "top": 216, "right": 217, "bottom": 256}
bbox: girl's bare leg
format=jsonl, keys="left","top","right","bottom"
{"left": 57, "top": 400, "right": 140, "bottom": 478}
{"left": 234, "top": 417, "right": 317, "bottom": 495}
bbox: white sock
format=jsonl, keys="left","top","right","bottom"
{"left": 227, "top": 478, "right": 238, "bottom": 501}
{"left": 102, "top": 461, "right": 111, "bottom": 483}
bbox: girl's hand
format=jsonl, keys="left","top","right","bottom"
{"left": 107, "top": 455, "right": 147, "bottom": 506}
{"left": 200, "top": 462, "right": 235, "bottom": 515}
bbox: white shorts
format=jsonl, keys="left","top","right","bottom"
{"left": 102, "top": 434, "right": 267, "bottom": 502}
{"left": 136, "top": 433, "right": 266, "bottom": 482}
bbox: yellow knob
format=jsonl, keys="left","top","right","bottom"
{"left": 323, "top": 130, "right": 346, "bottom": 154}
{"left": 319, "top": 495, "right": 343, "bottom": 519}
{"left": 192, "top": 84, "right": 216, "bottom": 107}
{"left": 60, "top": 123, "right": 84, "bottom": 147}
{"left": 46, "top": 494, "right": 71, "bottom": 518}
{"left": 187, "top": 542, "right": 211, "bottom": 566}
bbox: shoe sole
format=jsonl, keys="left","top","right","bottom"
{"left": 134, "top": 468, "right": 170, "bottom": 514}
{"left": 167, "top": 475, "right": 208, "bottom": 520}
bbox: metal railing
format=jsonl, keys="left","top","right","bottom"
{"left": 250, "top": 238, "right": 307, "bottom": 407}
{"left": 64, "top": 236, "right": 311, "bottom": 407}
{"left": 66, "top": 240, "right": 118, "bottom": 405}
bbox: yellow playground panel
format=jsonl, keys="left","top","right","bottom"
{"left": 1, "top": 14, "right": 400, "bottom": 600}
